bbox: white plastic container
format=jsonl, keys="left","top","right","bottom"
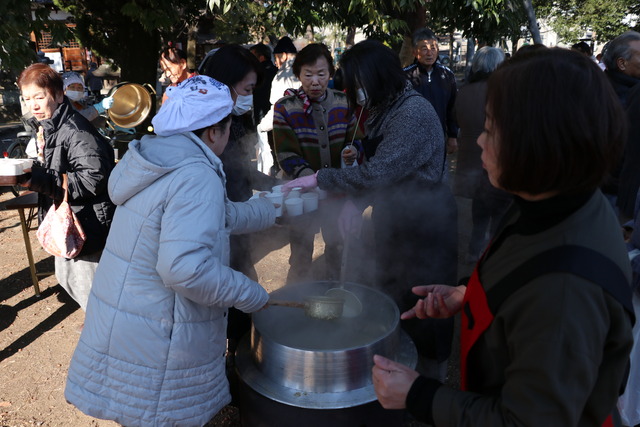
{"left": 301, "top": 192, "right": 319, "bottom": 213}
{"left": 266, "top": 192, "right": 284, "bottom": 217}
{"left": 286, "top": 187, "right": 302, "bottom": 199}
{"left": 284, "top": 198, "right": 304, "bottom": 216}
{"left": 0, "top": 158, "right": 33, "bottom": 176}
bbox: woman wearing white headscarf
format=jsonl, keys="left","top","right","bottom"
{"left": 61, "top": 71, "right": 113, "bottom": 125}
{"left": 65, "top": 76, "right": 276, "bottom": 426}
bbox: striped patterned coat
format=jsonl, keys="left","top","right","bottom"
{"left": 273, "top": 89, "right": 362, "bottom": 178}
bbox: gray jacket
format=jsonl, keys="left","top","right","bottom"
{"left": 317, "top": 87, "right": 445, "bottom": 199}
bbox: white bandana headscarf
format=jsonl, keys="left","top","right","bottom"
{"left": 153, "top": 76, "right": 233, "bottom": 137}
{"left": 61, "top": 72, "right": 85, "bottom": 90}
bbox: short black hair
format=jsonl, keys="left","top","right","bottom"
{"left": 338, "top": 40, "right": 407, "bottom": 111}
{"left": 273, "top": 36, "right": 297, "bottom": 54}
{"left": 487, "top": 48, "right": 626, "bottom": 195}
{"left": 571, "top": 41, "right": 592, "bottom": 56}
{"left": 251, "top": 43, "right": 272, "bottom": 60}
{"left": 160, "top": 47, "right": 187, "bottom": 64}
{"left": 292, "top": 43, "right": 335, "bottom": 78}
{"left": 412, "top": 28, "right": 437, "bottom": 48}
{"left": 200, "top": 44, "right": 263, "bottom": 88}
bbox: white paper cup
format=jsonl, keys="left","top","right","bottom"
{"left": 287, "top": 187, "right": 302, "bottom": 199}
{"left": 272, "top": 185, "right": 283, "bottom": 193}
{"left": 316, "top": 188, "right": 328, "bottom": 200}
{"left": 284, "top": 197, "right": 304, "bottom": 216}
{"left": 301, "top": 192, "right": 319, "bottom": 213}
{"left": 265, "top": 192, "right": 283, "bottom": 217}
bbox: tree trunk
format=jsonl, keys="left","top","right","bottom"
{"left": 511, "top": 35, "right": 520, "bottom": 54}
{"left": 398, "top": 3, "right": 427, "bottom": 66}
{"left": 187, "top": 24, "right": 198, "bottom": 71}
{"left": 399, "top": 36, "right": 415, "bottom": 67}
{"left": 466, "top": 38, "right": 475, "bottom": 68}
{"left": 118, "top": 23, "right": 160, "bottom": 86}
{"left": 346, "top": 26, "right": 356, "bottom": 48}
{"left": 522, "top": 0, "right": 542, "bottom": 44}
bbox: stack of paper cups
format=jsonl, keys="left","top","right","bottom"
{"left": 301, "top": 192, "right": 319, "bottom": 213}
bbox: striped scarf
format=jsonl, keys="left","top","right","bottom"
{"left": 283, "top": 88, "right": 312, "bottom": 115}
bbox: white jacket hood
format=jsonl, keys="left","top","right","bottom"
{"left": 109, "top": 132, "right": 221, "bottom": 205}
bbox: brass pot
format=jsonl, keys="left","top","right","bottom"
{"left": 107, "top": 82, "right": 155, "bottom": 129}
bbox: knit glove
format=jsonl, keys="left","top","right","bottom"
{"left": 282, "top": 172, "right": 318, "bottom": 195}
{"left": 94, "top": 96, "right": 114, "bottom": 114}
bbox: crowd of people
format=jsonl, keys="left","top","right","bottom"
{"left": 13, "top": 28, "right": 640, "bottom": 426}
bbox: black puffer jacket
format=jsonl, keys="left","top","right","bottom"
{"left": 29, "top": 98, "right": 115, "bottom": 256}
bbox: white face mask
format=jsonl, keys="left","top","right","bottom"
{"left": 66, "top": 90, "right": 84, "bottom": 101}
{"left": 232, "top": 94, "right": 253, "bottom": 116}
{"left": 356, "top": 88, "right": 368, "bottom": 107}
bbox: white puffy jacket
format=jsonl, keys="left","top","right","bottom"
{"left": 65, "top": 132, "right": 275, "bottom": 426}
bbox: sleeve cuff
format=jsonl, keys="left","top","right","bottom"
{"left": 406, "top": 375, "right": 442, "bottom": 424}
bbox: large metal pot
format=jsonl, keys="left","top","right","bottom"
{"left": 235, "top": 281, "right": 417, "bottom": 426}
{"left": 107, "top": 82, "right": 155, "bottom": 128}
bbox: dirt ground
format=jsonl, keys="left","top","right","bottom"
{"left": 0, "top": 179, "right": 473, "bottom": 427}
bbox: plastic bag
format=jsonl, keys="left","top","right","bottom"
{"left": 36, "top": 175, "right": 86, "bottom": 258}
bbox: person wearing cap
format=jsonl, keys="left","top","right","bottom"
{"left": 62, "top": 71, "right": 114, "bottom": 125}
{"left": 64, "top": 75, "right": 276, "bottom": 426}
{"left": 256, "top": 36, "right": 301, "bottom": 153}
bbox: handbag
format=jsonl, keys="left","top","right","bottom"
{"left": 36, "top": 174, "right": 86, "bottom": 258}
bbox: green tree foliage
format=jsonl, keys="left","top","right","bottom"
{"left": 209, "top": 0, "right": 537, "bottom": 57}
{"left": 537, "top": 0, "right": 638, "bottom": 43}
{"left": 0, "top": 0, "right": 70, "bottom": 74}
{"left": 429, "top": 0, "right": 534, "bottom": 46}
{"left": 208, "top": 0, "right": 426, "bottom": 46}
{"left": 53, "top": 0, "right": 205, "bottom": 84}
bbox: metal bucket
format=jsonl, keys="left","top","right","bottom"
{"left": 107, "top": 82, "right": 155, "bottom": 128}
{"left": 235, "top": 281, "right": 417, "bottom": 412}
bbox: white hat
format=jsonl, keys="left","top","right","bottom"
{"left": 62, "top": 72, "right": 85, "bottom": 90}
{"left": 152, "top": 76, "right": 233, "bottom": 137}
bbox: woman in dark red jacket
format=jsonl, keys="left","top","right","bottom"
{"left": 372, "top": 48, "right": 635, "bottom": 426}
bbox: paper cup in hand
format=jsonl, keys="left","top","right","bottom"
{"left": 266, "top": 192, "right": 284, "bottom": 217}
{"left": 272, "top": 185, "right": 283, "bottom": 193}
{"left": 301, "top": 192, "right": 319, "bottom": 213}
{"left": 284, "top": 198, "right": 303, "bottom": 216}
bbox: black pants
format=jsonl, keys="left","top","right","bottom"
{"left": 287, "top": 197, "right": 345, "bottom": 283}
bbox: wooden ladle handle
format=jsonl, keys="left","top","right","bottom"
{"left": 268, "top": 299, "right": 307, "bottom": 309}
